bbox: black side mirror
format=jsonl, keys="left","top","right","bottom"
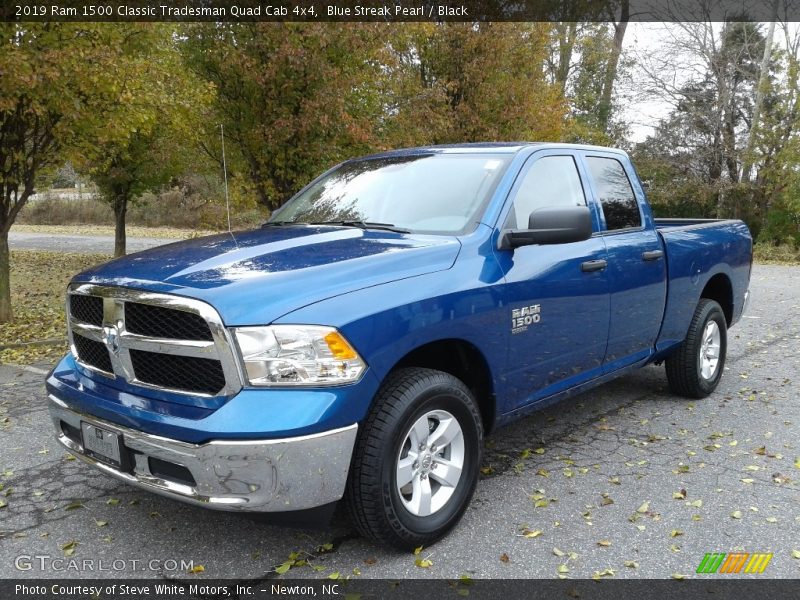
{"left": 498, "top": 205, "right": 593, "bottom": 250}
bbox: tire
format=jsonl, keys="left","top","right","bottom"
{"left": 345, "top": 367, "right": 483, "bottom": 549}
{"left": 665, "top": 298, "right": 728, "bottom": 398}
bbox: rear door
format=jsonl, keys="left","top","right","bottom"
{"left": 581, "top": 153, "right": 667, "bottom": 371}
{"left": 496, "top": 150, "right": 610, "bottom": 408}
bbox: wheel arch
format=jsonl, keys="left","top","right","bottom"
{"left": 701, "top": 273, "right": 734, "bottom": 326}
{"left": 389, "top": 338, "right": 497, "bottom": 435}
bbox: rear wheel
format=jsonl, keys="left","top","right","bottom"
{"left": 665, "top": 298, "right": 727, "bottom": 398}
{"left": 345, "top": 368, "right": 482, "bottom": 549}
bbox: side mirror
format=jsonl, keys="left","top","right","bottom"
{"left": 498, "top": 205, "right": 593, "bottom": 250}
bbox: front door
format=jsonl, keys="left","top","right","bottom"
{"left": 495, "top": 152, "right": 610, "bottom": 409}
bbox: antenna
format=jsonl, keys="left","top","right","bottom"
{"left": 220, "top": 124, "right": 232, "bottom": 233}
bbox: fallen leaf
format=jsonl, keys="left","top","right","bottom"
{"left": 275, "top": 562, "right": 292, "bottom": 574}
{"left": 597, "top": 540, "right": 612, "bottom": 547}
{"left": 413, "top": 546, "right": 423, "bottom": 555}
{"left": 731, "top": 510, "right": 742, "bottom": 519}
{"left": 188, "top": 565, "right": 205, "bottom": 574}
{"left": 671, "top": 573, "right": 686, "bottom": 580}
{"left": 557, "top": 564, "right": 569, "bottom": 574}
{"left": 637, "top": 501, "right": 650, "bottom": 513}
{"left": 670, "top": 530, "right": 684, "bottom": 537}
{"left": 553, "top": 548, "right": 565, "bottom": 557}
{"left": 327, "top": 572, "right": 341, "bottom": 579}
{"left": 106, "top": 498, "right": 120, "bottom": 506}
{"left": 499, "top": 553, "right": 510, "bottom": 563}
{"left": 415, "top": 557, "right": 433, "bottom": 568}
{"left": 64, "top": 501, "right": 84, "bottom": 511}
{"left": 766, "top": 517, "right": 778, "bottom": 523}
{"left": 624, "top": 560, "right": 639, "bottom": 569}
{"left": 521, "top": 529, "right": 543, "bottom": 538}
{"left": 791, "top": 550, "right": 800, "bottom": 559}
{"left": 61, "top": 541, "right": 77, "bottom": 556}
{"left": 94, "top": 520, "right": 108, "bottom": 527}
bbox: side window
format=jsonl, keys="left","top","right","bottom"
{"left": 585, "top": 157, "right": 642, "bottom": 230}
{"left": 509, "top": 156, "right": 586, "bottom": 229}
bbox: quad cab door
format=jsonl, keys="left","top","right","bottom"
{"left": 581, "top": 152, "right": 668, "bottom": 371}
{"left": 495, "top": 150, "right": 610, "bottom": 410}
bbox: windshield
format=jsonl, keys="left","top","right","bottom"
{"left": 272, "top": 153, "right": 513, "bottom": 234}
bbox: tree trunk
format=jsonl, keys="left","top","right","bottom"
{"left": 113, "top": 195, "right": 128, "bottom": 258}
{"left": 597, "top": 0, "right": 629, "bottom": 134}
{"left": 0, "top": 229, "right": 11, "bottom": 323}
{"left": 741, "top": 3, "right": 778, "bottom": 183}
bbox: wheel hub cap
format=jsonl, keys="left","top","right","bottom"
{"left": 395, "top": 409, "right": 465, "bottom": 517}
{"left": 699, "top": 320, "right": 721, "bottom": 380}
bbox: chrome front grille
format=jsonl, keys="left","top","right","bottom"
{"left": 66, "top": 284, "right": 243, "bottom": 397}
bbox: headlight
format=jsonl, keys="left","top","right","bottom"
{"left": 233, "top": 325, "right": 366, "bottom": 386}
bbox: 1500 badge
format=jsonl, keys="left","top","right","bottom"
{"left": 511, "top": 304, "right": 541, "bottom": 334}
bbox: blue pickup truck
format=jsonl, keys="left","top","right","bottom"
{"left": 47, "top": 143, "right": 751, "bottom": 548}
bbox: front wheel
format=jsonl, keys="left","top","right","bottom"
{"left": 665, "top": 298, "right": 728, "bottom": 398}
{"left": 345, "top": 368, "right": 483, "bottom": 549}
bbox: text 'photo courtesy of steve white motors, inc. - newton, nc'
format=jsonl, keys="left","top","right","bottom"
{"left": 12, "top": 3, "right": 470, "bottom": 18}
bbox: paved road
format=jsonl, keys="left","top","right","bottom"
{"left": 9, "top": 232, "right": 169, "bottom": 254}
{"left": 0, "top": 265, "right": 798, "bottom": 581}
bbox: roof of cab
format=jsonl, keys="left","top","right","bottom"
{"left": 357, "top": 142, "right": 627, "bottom": 160}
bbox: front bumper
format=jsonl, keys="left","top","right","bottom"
{"left": 49, "top": 393, "right": 357, "bottom": 512}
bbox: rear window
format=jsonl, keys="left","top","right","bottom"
{"left": 586, "top": 157, "right": 642, "bottom": 231}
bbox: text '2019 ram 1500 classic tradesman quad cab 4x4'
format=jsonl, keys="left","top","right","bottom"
{"left": 47, "top": 143, "right": 752, "bottom": 548}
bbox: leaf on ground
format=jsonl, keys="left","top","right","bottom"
{"left": 673, "top": 489, "right": 687, "bottom": 500}
{"left": 553, "top": 548, "right": 565, "bottom": 557}
{"left": 415, "top": 558, "right": 433, "bottom": 568}
{"left": 61, "top": 540, "right": 77, "bottom": 556}
{"left": 94, "top": 520, "right": 108, "bottom": 527}
{"left": 106, "top": 498, "right": 120, "bottom": 506}
{"left": 624, "top": 560, "right": 639, "bottom": 569}
{"left": 480, "top": 466, "right": 494, "bottom": 475}
{"left": 0, "top": 499, "right": 6, "bottom": 509}
{"left": 534, "top": 448, "right": 546, "bottom": 455}
{"left": 188, "top": 565, "right": 205, "bottom": 574}
{"left": 413, "top": 546, "right": 423, "bottom": 555}
{"left": 671, "top": 573, "right": 687, "bottom": 580}
{"left": 670, "top": 530, "right": 684, "bottom": 537}
{"left": 64, "top": 501, "right": 84, "bottom": 511}
{"left": 687, "top": 499, "right": 703, "bottom": 508}
{"left": 637, "top": 501, "right": 650, "bottom": 513}
{"left": 557, "top": 564, "right": 569, "bottom": 574}
{"left": 521, "top": 528, "right": 543, "bottom": 538}
{"left": 327, "top": 572, "right": 341, "bottom": 579}
{"left": 597, "top": 540, "right": 612, "bottom": 547}
{"left": 592, "top": 568, "right": 615, "bottom": 579}
{"left": 275, "top": 562, "right": 292, "bottom": 574}
{"left": 499, "top": 553, "right": 510, "bottom": 563}
{"left": 519, "top": 448, "right": 532, "bottom": 459}
{"left": 766, "top": 517, "right": 778, "bottom": 523}
{"left": 609, "top": 477, "right": 621, "bottom": 485}
{"left": 731, "top": 510, "right": 743, "bottom": 519}
{"left": 791, "top": 549, "right": 800, "bottom": 559}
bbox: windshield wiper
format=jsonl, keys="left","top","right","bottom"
{"left": 309, "top": 220, "right": 410, "bottom": 234}
{"left": 262, "top": 220, "right": 304, "bottom": 227}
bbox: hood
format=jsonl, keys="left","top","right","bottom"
{"left": 73, "top": 225, "right": 461, "bottom": 325}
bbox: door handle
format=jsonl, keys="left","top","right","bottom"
{"left": 642, "top": 250, "right": 664, "bottom": 261}
{"left": 581, "top": 259, "right": 608, "bottom": 272}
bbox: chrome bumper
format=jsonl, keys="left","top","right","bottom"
{"left": 48, "top": 394, "right": 357, "bottom": 512}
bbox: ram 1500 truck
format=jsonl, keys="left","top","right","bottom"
{"left": 47, "top": 143, "right": 752, "bottom": 548}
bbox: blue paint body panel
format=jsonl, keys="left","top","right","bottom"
{"left": 46, "top": 143, "right": 753, "bottom": 443}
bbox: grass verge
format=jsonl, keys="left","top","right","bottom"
{"left": 0, "top": 250, "right": 109, "bottom": 366}
{"left": 11, "top": 224, "right": 218, "bottom": 240}
{"left": 753, "top": 242, "right": 800, "bottom": 265}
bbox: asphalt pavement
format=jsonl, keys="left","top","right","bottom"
{"left": 0, "top": 265, "right": 798, "bottom": 581}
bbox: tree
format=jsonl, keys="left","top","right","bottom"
{"left": 77, "top": 26, "right": 211, "bottom": 257}
{"left": 182, "top": 23, "right": 388, "bottom": 211}
{"left": 0, "top": 24, "right": 159, "bottom": 321}
{"left": 394, "top": 23, "right": 565, "bottom": 144}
